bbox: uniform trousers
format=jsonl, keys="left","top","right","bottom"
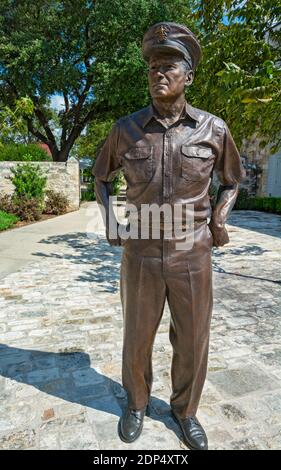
{"left": 120, "top": 221, "right": 213, "bottom": 418}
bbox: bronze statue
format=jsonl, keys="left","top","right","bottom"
{"left": 93, "top": 22, "right": 245, "bottom": 450}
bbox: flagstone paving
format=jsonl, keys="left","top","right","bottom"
{"left": 0, "top": 205, "right": 280, "bottom": 450}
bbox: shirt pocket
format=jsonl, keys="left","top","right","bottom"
{"left": 181, "top": 144, "right": 213, "bottom": 181}
{"left": 122, "top": 146, "right": 153, "bottom": 183}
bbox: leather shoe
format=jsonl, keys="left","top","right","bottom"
{"left": 118, "top": 406, "right": 146, "bottom": 443}
{"left": 172, "top": 412, "right": 208, "bottom": 450}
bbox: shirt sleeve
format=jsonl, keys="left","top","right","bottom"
{"left": 91, "top": 121, "right": 122, "bottom": 182}
{"left": 214, "top": 122, "right": 246, "bottom": 185}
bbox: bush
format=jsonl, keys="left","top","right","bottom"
{"left": 276, "top": 199, "right": 281, "bottom": 214}
{"left": 0, "top": 194, "right": 17, "bottom": 213}
{"left": 234, "top": 194, "right": 281, "bottom": 214}
{"left": 10, "top": 162, "right": 47, "bottom": 201}
{"left": 11, "top": 195, "right": 44, "bottom": 221}
{"left": 262, "top": 197, "right": 277, "bottom": 212}
{"left": 234, "top": 187, "right": 250, "bottom": 210}
{"left": 249, "top": 197, "right": 263, "bottom": 210}
{"left": 112, "top": 173, "right": 123, "bottom": 195}
{"left": 81, "top": 187, "right": 96, "bottom": 201}
{"left": 1, "top": 163, "right": 47, "bottom": 221}
{"left": 44, "top": 190, "right": 69, "bottom": 215}
{"left": 0, "top": 210, "right": 19, "bottom": 231}
{"left": 0, "top": 143, "right": 52, "bottom": 162}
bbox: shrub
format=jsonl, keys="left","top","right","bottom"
{"left": 112, "top": 173, "right": 123, "bottom": 195}
{"left": 0, "top": 143, "right": 52, "bottom": 161}
{"left": 81, "top": 187, "right": 96, "bottom": 201}
{"left": 44, "top": 190, "right": 69, "bottom": 215}
{"left": 234, "top": 187, "right": 250, "bottom": 210}
{"left": 276, "top": 199, "right": 281, "bottom": 214}
{"left": 0, "top": 210, "right": 19, "bottom": 231}
{"left": 249, "top": 197, "right": 264, "bottom": 210}
{"left": 234, "top": 195, "right": 281, "bottom": 214}
{"left": 10, "top": 162, "right": 47, "bottom": 201}
{"left": 262, "top": 197, "right": 277, "bottom": 212}
{"left": 0, "top": 194, "right": 17, "bottom": 213}
{"left": 11, "top": 195, "right": 44, "bottom": 221}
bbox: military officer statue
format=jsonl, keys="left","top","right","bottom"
{"left": 93, "top": 22, "right": 245, "bottom": 450}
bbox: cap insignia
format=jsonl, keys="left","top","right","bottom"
{"left": 155, "top": 25, "right": 169, "bottom": 42}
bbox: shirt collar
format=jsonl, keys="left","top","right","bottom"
{"left": 140, "top": 101, "right": 199, "bottom": 128}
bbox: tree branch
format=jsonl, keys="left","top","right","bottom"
{"left": 26, "top": 118, "right": 49, "bottom": 145}
{"left": 63, "top": 92, "right": 70, "bottom": 113}
{"left": 33, "top": 105, "right": 57, "bottom": 145}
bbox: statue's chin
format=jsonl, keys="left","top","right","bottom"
{"left": 150, "top": 90, "right": 170, "bottom": 99}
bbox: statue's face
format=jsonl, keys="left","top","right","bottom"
{"left": 148, "top": 52, "right": 193, "bottom": 101}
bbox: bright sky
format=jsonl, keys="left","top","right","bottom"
{"left": 50, "top": 94, "right": 65, "bottom": 111}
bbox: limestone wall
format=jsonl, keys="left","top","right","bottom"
{"left": 0, "top": 160, "right": 80, "bottom": 212}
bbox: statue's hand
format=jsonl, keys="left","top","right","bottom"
{"left": 106, "top": 223, "right": 130, "bottom": 247}
{"left": 208, "top": 220, "right": 229, "bottom": 247}
{"left": 106, "top": 233, "right": 122, "bottom": 247}
{"left": 106, "top": 222, "right": 122, "bottom": 247}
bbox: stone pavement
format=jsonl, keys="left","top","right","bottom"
{"left": 0, "top": 204, "right": 280, "bottom": 450}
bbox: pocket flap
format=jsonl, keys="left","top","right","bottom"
{"left": 181, "top": 145, "right": 212, "bottom": 159}
{"left": 124, "top": 146, "right": 152, "bottom": 160}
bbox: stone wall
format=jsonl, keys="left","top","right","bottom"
{"left": 0, "top": 160, "right": 80, "bottom": 212}
{"left": 240, "top": 136, "right": 271, "bottom": 197}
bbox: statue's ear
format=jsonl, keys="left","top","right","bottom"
{"left": 185, "top": 70, "right": 194, "bottom": 87}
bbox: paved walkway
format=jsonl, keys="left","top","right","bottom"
{"left": 0, "top": 204, "right": 280, "bottom": 450}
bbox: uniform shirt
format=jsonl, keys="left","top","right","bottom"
{"left": 92, "top": 101, "right": 245, "bottom": 230}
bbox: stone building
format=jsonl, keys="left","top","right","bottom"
{"left": 240, "top": 136, "right": 281, "bottom": 197}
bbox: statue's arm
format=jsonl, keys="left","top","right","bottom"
{"left": 94, "top": 177, "right": 122, "bottom": 246}
{"left": 209, "top": 122, "right": 246, "bottom": 247}
{"left": 209, "top": 183, "right": 239, "bottom": 247}
{"left": 92, "top": 121, "right": 122, "bottom": 246}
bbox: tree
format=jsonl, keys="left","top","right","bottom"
{"left": 193, "top": 0, "right": 281, "bottom": 149}
{"left": 77, "top": 0, "right": 281, "bottom": 157}
{"left": 1, "top": 0, "right": 280, "bottom": 162}
{"left": 0, "top": 0, "right": 96, "bottom": 161}
{"left": 76, "top": 0, "right": 199, "bottom": 157}
{"left": 0, "top": 97, "right": 34, "bottom": 143}
{"left": 0, "top": 0, "right": 198, "bottom": 161}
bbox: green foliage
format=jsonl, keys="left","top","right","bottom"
{"left": 93, "top": 0, "right": 198, "bottom": 117}
{"left": 1, "top": 0, "right": 280, "bottom": 159}
{"left": 0, "top": 97, "right": 34, "bottom": 140}
{"left": 193, "top": 0, "right": 281, "bottom": 149}
{"left": 234, "top": 191, "right": 281, "bottom": 213}
{"left": 44, "top": 189, "right": 69, "bottom": 215}
{"left": 75, "top": 118, "right": 115, "bottom": 159}
{"left": 10, "top": 163, "right": 47, "bottom": 200}
{"left": 276, "top": 199, "right": 281, "bottom": 214}
{"left": 112, "top": 173, "right": 124, "bottom": 196}
{"left": 0, "top": 0, "right": 96, "bottom": 160}
{"left": 234, "top": 187, "right": 251, "bottom": 209}
{"left": 0, "top": 193, "right": 43, "bottom": 222}
{"left": 81, "top": 187, "right": 96, "bottom": 202}
{"left": 0, "top": 143, "right": 52, "bottom": 161}
{"left": 0, "top": 210, "right": 19, "bottom": 231}
{"left": 81, "top": 172, "right": 123, "bottom": 202}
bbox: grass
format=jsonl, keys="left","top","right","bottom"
{"left": 0, "top": 210, "right": 19, "bottom": 231}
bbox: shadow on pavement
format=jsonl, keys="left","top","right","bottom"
{"left": 0, "top": 344, "right": 183, "bottom": 442}
{"left": 228, "top": 210, "right": 281, "bottom": 239}
{"left": 32, "top": 234, "right": 121, "bottom": 293}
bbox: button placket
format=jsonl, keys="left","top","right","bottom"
{"left": 162, "top": 129, "right": 173, "bottom": 271}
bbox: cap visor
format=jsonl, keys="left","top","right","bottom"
{"left": 144, "top": 44, "right": 185, "bottom": 61}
